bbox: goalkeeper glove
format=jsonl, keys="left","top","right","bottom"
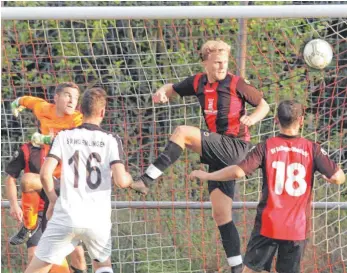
{"left": 11, "top": 97, "right": 26, "bottom": 118}
{"left": 31, "top": 132, "right": 53, "bottom": 147}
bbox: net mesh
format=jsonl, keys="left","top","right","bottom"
{"left": 1, "top": 2, "right": 346, "bottom": 273}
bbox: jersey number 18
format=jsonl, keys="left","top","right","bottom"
{"left": 272, "top": 161, "right": 308, "bottom": 197}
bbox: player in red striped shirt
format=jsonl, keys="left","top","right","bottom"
{"left": 189, "top": 100, "right": 345, "bottom": 273}
{"left": 131, "top": 40, "right": 270, "bottom": 273}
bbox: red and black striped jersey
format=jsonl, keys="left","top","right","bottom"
{"left": 5, "top": 143, "right": 44, "bottom": 178}
{"left": 238, "top": 134, "right": 339, "bottom": 240}
{"left": 173, "top": 73, "right": 263, "bottom": 141}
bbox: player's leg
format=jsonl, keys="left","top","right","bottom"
{"left": 26, "top": 211, "right": 43, "bottom": 263}
{"left": 202, "top": 132, "right": 250, "bottom": 272}
{"left": 10, "top": 173, "right": 43, "bottom": 245}
{"left": 275, "top": 239, "right": 307, "bottom": 273}
{"left": 70, "top": 244, "right": 87, "bottom": 273}
{"left": 131, "top": 125, "right": 202, "bottom": 194}
{"left": 27, "top": 222, "right": 78, "bottom": 273}
{"left": 21, "top": 173, "right": 43, "bottom": 230}
{"left": 41, "top": 179, "right": 87, "bottom": 273}
{"left": 25, "top": 255, "right": 53, "bottom": 273}
{"left": 210, "top": 185, "right": 243, "bottom": 273}
{"left": 93, "top": 259, "right": 113, "bottom": 273}
{"left": 243, "top": 228, "right": 278, "bottom": 273}
{"left": 82, "top": 225, "right": 113, "bottom": 273}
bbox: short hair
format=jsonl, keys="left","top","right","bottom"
{"left": 200, "top": 40, "right": 231, "bottom": 61}
{"left": 81, "top": 87, "right": 107, "bottom": 118}
{"left": 55, "top": 82, "right": 80, "bottom": 95}
{"left": 277, "top": 100, "right": 304, "bottom": 128}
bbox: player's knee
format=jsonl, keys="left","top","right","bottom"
{"left": 172, "top": 126, "right": 189, "bottom": 139}
{"left": 171, "top": 125, "right": 197, "bottom": 148}
{"left": 212, "top": 209, "right": 232, "bottom": 225}
{"left": 71, "top": 246, "right": 86, "bottom": 268}
{"left": 21, "top": 173, "right": 41, "bottom": 191}
{"left": 241, "top": 266, "right": 256, "bottom": 273}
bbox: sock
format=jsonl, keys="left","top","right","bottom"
{"left": 22, "top": 191, "right": 40, "bottom": 230}
{"left": 50, "top": 259, "right": 70, "bottom": 273}
{"left": 218, "top": 221, "right": 242, "bottom": 267}
{"left": 71, "top": 265, "right": 86, "bottom": 273}
{"left": 141, "top": 141, "right": 183, "bottom": 185}
{"left": 95, "top": 267, "right": 113, "bottom": 273}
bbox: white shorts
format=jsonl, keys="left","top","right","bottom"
{"left": 35, "top": 221, "right": 112, "bottom": 265}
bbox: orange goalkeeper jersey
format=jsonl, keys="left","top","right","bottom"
{"left": 20, "top": 96, "right": 83, "bottom": 177}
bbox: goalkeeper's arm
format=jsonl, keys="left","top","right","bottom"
{"left": 31, "top": 132, "right": 54, "bottom": 147}
{"left": 11, "top": 98, "right": 26, "bottom": 118}
{"left": 11, "top": 96, "right": 47, "bottom": 118}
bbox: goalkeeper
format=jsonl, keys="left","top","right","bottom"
{"left": 10, "top": 82, "right": 86, "bottom": 273}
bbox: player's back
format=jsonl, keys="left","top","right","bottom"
{"left": 48, "top": 123, "right": 123, "bottom": 228}
{"left": 258, "top": 135, "right": 315, "bottom": 240}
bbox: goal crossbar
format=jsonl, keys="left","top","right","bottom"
{"left": 2, "top": 5, "right": 347, "bottom": 20}
{"left": 1, "top": 201, "right": 346, "bottom": 209}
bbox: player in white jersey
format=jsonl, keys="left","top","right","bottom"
{"left": 25, "top": 88, "right": 134, "bottom": 273}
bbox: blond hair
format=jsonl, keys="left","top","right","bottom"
{"left": 200, "top": 40, "right": 231, "bottom": 61}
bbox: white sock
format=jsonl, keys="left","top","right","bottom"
{"left": 95, "top": 267, "right": 113, "bottom": 273}
{"left": 227, "top": 255, "right": 243, "bottom": 267}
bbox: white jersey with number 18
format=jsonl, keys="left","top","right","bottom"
{"left": 47, "top": 123, "right": 124, "bottom": 228}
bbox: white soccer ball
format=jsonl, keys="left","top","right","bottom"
{"left": 303, "top": 39, "right": 333, "bottom": 69}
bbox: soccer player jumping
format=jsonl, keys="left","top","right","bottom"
{"left": 131, "top": 40, "right": 270, "bottom": 273}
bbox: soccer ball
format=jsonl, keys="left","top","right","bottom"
{"left": 303, "top": 39, "right": 333, "bottom": 70}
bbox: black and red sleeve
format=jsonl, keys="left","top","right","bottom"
{"left": 5, "top": 148, "right": 26, "bottom": 179}
{"left": 172, "top": 75, "right": 196, "bottom": 97}
{"left": 313, "top": 143, "right": 339, "bottom": 178}
{"left": 236, "top": 78, "right": 263, "bottom": 107}
{"left": 238, "top": 142, "right": 265, "bottom": 175}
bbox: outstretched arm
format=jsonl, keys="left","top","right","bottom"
{"left": 11, "top": 96, "right": 47, "bottom": 118}
{"left": 190, "top": 165, "right": 246, "bottom": 181}
{"left": 152, "top": 84, "right": 178, "bottom": 103}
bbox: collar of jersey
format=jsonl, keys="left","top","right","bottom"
{"left": 278, "top": 133, "right": 300, "bottom": 139}
{"left": 79, "top": 123, "right": 101, "bottom": 130}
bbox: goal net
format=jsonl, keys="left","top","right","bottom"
{"left": 1, "top": 2, "right": 346, "bottom": 273}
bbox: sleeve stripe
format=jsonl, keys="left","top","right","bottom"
{"left": 47, "top": 154, "right": 61, "bottom": 162}
{"left": 114, "top": 135, "right": 124, "bottom": 161}
{"left": 110, "top": 160, "right": 123, "bottom": 166}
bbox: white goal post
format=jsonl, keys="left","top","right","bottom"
{"left": 2, "top": 5, "right": 347, "bottom": 20}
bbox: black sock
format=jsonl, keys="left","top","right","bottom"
{"left": 70, "top": 265, "right": 86, "bottom": 273}
{"left": 218, "top": 221, "right": 242, "bottom": 266}
{"left": 141, "top": 141, "right": 183, "bottom": 185}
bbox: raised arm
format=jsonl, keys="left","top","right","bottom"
{"left": 11, "top": 96, "right": 47, "bottom": 117}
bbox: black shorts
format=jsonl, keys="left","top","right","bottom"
{"left": 201, "top": 130, "right": 250, "bottom": 199}
{"left": 26, "top": 212, "right": 43, "bottom": 249}
{"left": 244, "top": 228, "right": 307, "bottom": 273}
